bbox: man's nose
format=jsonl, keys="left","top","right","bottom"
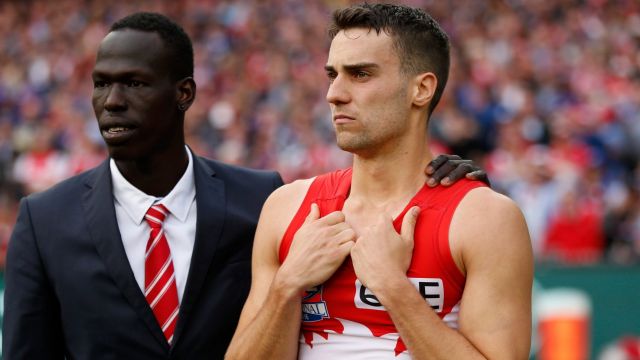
{"left": 104, "top": 84, "right": 127, "bottom": 112}
{"left": 326, "top": 75, "right": 350, "bottom": 105}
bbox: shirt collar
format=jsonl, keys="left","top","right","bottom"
{"left": 110, "top": 146, "right": 196, "bottom": 224}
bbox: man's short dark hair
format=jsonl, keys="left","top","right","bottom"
{"left": 329, "top": 3, "right": 450, "bottom": 116}
{"left": 110, "top": 12, "right": 193, "bottom": 81}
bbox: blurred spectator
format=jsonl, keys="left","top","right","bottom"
{"left": 543, "top": 183, "right": 605, "bottom": 264}
{"left": 11, "top": 126, "right": 70, "bottom": 194}
{"left": 0, "top": 0, "right": 639, "bottom": 269}
{"left": 604, "top": 184, "right": 640, "bottom": 265}
{"left": 506, "top": 145, "right": 560, "bottom": 257}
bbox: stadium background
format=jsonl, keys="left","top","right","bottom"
{"left": 0, "top": 0, "right": 638, "bottom": 358}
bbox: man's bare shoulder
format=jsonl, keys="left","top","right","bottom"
{"left": 265, "top": 177, "right": 315, "bottom": 206}
{"left": 450, "top": 187, "right": 532, "bottom": 274}
{"left": 458, "top": 186, "right": 523, "bottom": 221}
{"left": 257, "top": 177, "right": 316, "bottom": 248}
{"left": 263, "top": 177, "right": 315, "bottom": 216}
{"left": 454, "top": 186, "right": 529, "bottom": 244}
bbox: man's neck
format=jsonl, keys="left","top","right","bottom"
{"left": 349, "top": 135, "right": 432, "bottom": 209}
{"left": 114, "top": 146, "right": 189, "bottom": 197}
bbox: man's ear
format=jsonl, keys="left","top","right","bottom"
{"left": 412, "top": 72, "right": 437, "bottom": 108}
{"left": 176, "top": 77, "right": 196, "bottom": 112}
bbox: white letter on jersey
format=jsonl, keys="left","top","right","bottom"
{"left": 354, "top": 278, "right": 444, "bottom": 313}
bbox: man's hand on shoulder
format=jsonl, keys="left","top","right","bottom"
{"left": 425, "top": 154, "right": 490, "bottom": 187}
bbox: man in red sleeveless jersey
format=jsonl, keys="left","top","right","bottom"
{"left": 227, "top": 4, "right": 533, "bottom": 359}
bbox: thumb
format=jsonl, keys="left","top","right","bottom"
{"left": 400, "top": 206, "right": 420, "bottom": 244}
{"left": 305, "top": 203, "right": 320, "bottom": 224}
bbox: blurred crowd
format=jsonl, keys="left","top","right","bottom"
{"left": 0, "top": 0, "right": 639, "bottom": 268}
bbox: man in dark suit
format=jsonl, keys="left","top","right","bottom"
{"left": 4, "top": 12, "right": 283, "bottom": 359}
{"left": 3, "top": 11, "right": 485, "bottom": 360}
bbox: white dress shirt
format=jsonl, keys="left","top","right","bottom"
{"left": 110, "top": 147, "right": 197, "bottom": 303}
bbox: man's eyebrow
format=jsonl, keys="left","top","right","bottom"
{"left": 324, "top": 63, "right": 380, "bottom": 72}
{"left": 91, "top": 69, "right": 152, "bottom": 79}
{"left": 343, "top": 62, "right": 379, "bottom": 71}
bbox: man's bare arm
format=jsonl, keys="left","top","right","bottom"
{"left": 224, "top": 182, "right": 305, "bottom": 360}
{"left": 351, "top": 187, "right": 533, "bottom": 359}
{"left": 226, "top": 179, "right": 356, "bottom": 359}
{"left": 453, "top": 188, "right": 533, "bottom": 358}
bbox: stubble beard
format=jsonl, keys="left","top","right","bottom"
{"left": 335, "top": 81, "right": 412, "bottom": 155}
{"left": 335, "top": 113, "right": 409, "bottom": 157}
{"left": 335, "top": 121, "right": 405, "bottom": 158}
{"left": 336, "top": 129, "right": 370, "bottom": 154}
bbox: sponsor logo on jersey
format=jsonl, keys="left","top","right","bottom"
{"left": 354, "top": 278, "right": 444, "bottom": 313}
{"left": 302, "top": 285, "right": 330, "bottom": 322}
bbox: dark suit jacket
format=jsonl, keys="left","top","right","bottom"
{"left": 3, "top": 155, "right": 284, "bottom": 359}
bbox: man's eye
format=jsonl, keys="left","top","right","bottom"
{"left": 326, "top": 72, "right": 337, "bottom": 83}
{"left": 128, "top": 80, "right": 143, "bottom": 87}
{"left": 354, "top": 71, "right": 369, "bottom": 79}
{"left": 93, "top": 81, "right": 108, "bottom": 88}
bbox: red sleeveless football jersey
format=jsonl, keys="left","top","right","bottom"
{"left": 279, "top": 168, "right": 486, "bottom": 358}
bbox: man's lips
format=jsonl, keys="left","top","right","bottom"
{"left": 104, "top": 126, "right": 130, "bottom": 134}
{"left": 100, "top": 124, "right": 137, "bottom": 143}
{"left": 333, "top": 114, "right": 355, "bottom": 125}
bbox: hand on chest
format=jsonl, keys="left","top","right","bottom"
{"left": 341, "top": 199, "right": 418, "bottom": 292}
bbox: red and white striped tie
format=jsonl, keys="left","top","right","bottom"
{"left": 144, "top": 204, "right": 179, "bottom": 344}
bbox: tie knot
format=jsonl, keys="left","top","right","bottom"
{"left": 145, "top": 204, "right": 168, "bottom": 229}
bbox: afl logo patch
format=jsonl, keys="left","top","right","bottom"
{"left": 301, "top": 285, "right": 330, "bottom": 322}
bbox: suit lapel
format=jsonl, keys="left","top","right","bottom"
{"left": 82, "top": 160, "right": 169, "bottom": 350}
{"left": 172, "top": 156, "right": 226, "bottom": 345}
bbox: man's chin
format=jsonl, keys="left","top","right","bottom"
{"left": 106, "top": 147, "right": 137, "bottom": 161}
{"left": 336, "top": 139, "right": 365, "bottom": 153}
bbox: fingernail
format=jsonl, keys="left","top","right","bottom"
{"left": 428, "top": 179, "right": 437, "bottom": 186}
{"left": 442, "top": 177, "right": 451, "bottom": 185}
